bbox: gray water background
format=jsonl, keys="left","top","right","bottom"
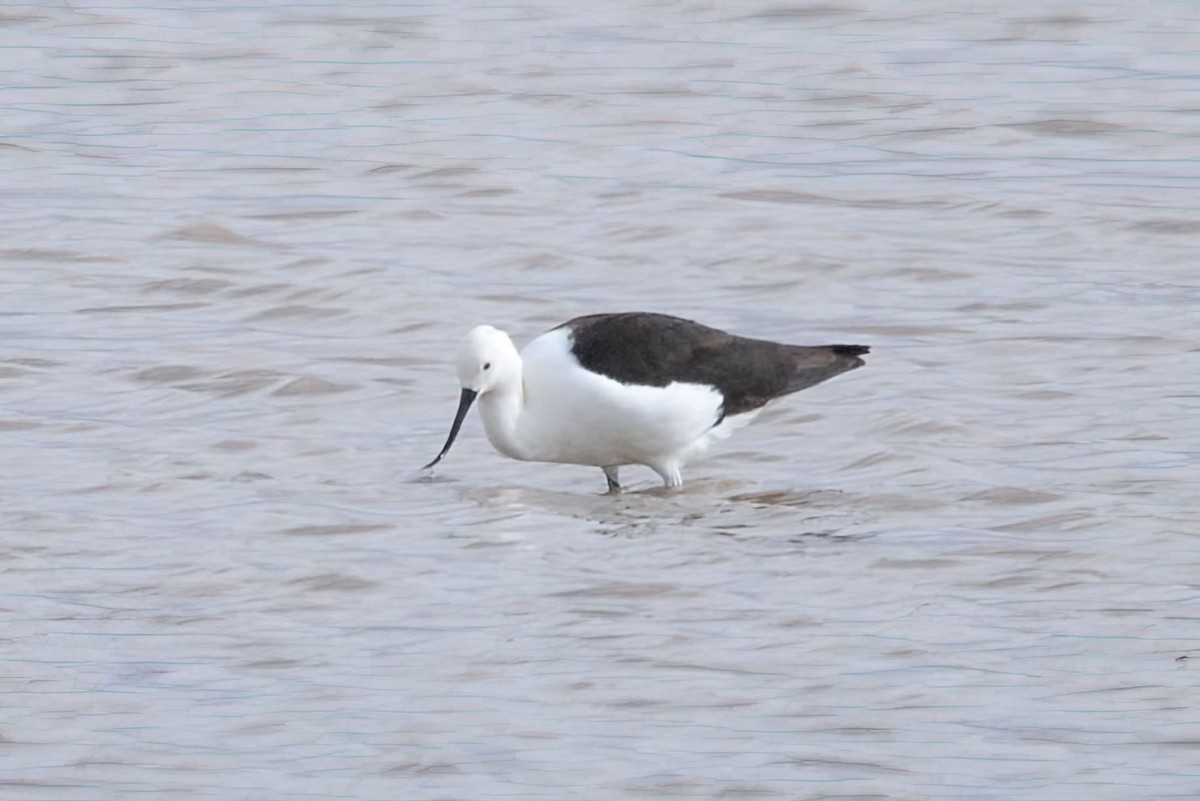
{"left": 3, "top": 2, "right": 1199, "bottom": 799}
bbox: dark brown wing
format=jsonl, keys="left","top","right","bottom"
{"left": 559, "top": 312, "right": 868, "bottom": 417}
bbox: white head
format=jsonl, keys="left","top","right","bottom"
{"left": 424, "top": 325, "right": 521, "bottom": 470}
{"left": 454, "top": 325, "right": 520, "bottom": 394}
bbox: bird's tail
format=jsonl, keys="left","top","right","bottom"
{"left": 784, "top": 343, "right": 870, "bottom": 394}
{"left": 830, "top": 344, "right": 869, "bottom": 367}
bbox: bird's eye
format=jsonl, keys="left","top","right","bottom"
{"left": 483, "top": 362, "right": 491, "bottom": 371}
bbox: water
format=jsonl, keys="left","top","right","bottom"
{"left": 3, "top": 2, "right": 1199, "bottom": 799}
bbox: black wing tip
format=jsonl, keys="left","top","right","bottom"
{"left": 831, "top": 344, "right": 870, "bottom": 357}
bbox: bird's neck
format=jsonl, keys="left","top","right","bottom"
{"left": 478, "top": 376, "right": 529, "bottom": 461}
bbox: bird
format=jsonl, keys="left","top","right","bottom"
{"left": 423, "top": 312, "right": 868, "bottom": 492}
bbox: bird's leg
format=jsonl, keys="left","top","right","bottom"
{"left": 602, "top": 466, "right": 621, "bottom": 494}
{"left": 653, "top": 464, "right": 683, "bottom": 489}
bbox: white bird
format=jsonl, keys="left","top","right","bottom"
{"left": 423, "top": 312, "right": 868, "bottom": 492}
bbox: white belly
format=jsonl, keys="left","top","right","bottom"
{"left": 512, "top": 328, "right": 723, "bottom": 468}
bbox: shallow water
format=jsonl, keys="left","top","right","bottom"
{"left": 3, "top": 2, "right": 1200, "bottom": 799}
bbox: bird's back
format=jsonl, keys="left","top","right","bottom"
{"left": 559, "top": 312, "right": 868, "bottom": 417}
